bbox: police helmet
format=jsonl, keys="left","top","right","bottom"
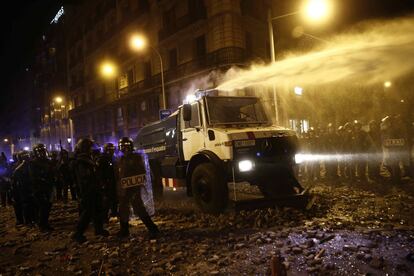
{"left": 368, "top": 120, "right": 378, "bottom": 130}
{"left": 18, "top": 150, "right": 30, "bottom": 161}
{"left": 380, "top": 116, "right": 391, "bottom": 130}
{"left": 33, "top": 143, "right": 48, "bottom": 159}
{"left": 103, "top": 143, "right": 116, "bottom": 154}
{"left": 59, "top": 149, "right": 69, "bottom": 159}
{"left": 75, "top": 138, "right": 96, "bottom": 154}
{"left": 118, "top": 137, "right": 134, "bottom": 153}
{"left": 353, "top": 120, "right": 362, "bottom": 131}
{"left": 343, "top": 122, "right": 352, "bottom": 131}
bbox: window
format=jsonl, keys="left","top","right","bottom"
{"left": 127, "top": 68, "right": 134, "bottom": 85}
{"left": 144, "top": 61, "right": 151, "bottom": 79}
{"left": 183, "top": 103, "right": 201, "bottom": 129}
{"left": 169, "top": 48, "right": 177, "bottom": 68}
{"left": 128, "top": 103, "right": 137, "bottom": 124}
{"left": 163, "top": 7, "right": 176, "bottom": 29}
{"left": 137, "top": 0, "right": 149, "bottom": 11}
{"left": 116, "top": 107, "right": 124, "bottom": 127}
{"left": 246, "top": 32, "right": 253, "bottom": 57}
{"left": 195, "top": 35, "right": 206, "bottom": 57}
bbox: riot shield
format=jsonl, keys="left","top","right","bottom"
{"left": 138, "top": 150, "right": 155, "bottom": 216}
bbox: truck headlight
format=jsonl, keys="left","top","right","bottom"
{"left": 238, "top": 160, "right": 254, "bottom": 172}
{"left": 295, "top": 154, "right": 305, "bottom": 164}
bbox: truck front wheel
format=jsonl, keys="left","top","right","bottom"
{"left": 191, "top": 163, "right": 228, "bottom": 214}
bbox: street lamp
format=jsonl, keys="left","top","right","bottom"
{"left": 129, "top": 33, "right": 166, "bottom": 110}
{"left": 384, "top": 81, "right": 392, "bottom": 88}
{"left": 3, "top": 138, "right": 8, "bottom": 143}
{"left": 100, "top": 61, "right": 118, "bottom": 79}
{"left": 268, "top": 0, "right": 333, "bottom": 124}
{"left": 302, "top": 0, "right": 333, "bottom": 23}
{"left": 54, "top": 96, "right": 63, "bottom": 104}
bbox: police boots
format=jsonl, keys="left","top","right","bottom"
{"left": 117, "top": 222, "right": 130, "bottom": 238}
{"left": 142, "top": 216, "right": 160, "bottom": 239}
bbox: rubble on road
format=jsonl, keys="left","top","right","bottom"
{"left": 0, "top": 180, "right": 413, "bottom": 275}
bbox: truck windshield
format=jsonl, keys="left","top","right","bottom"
{"left": 206, "top": 96, "right": 269, "bottom": 125}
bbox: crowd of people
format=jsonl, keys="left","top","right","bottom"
{"left": 296, "top": 115, "right": 414, "bottom": 184}
{"left": 0, "top": 137, "right": 159, "bottom": 244}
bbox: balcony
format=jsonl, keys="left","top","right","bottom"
{"left": 69, "top": 77, "right": 85, "bottom": 91}
{"left": 69, "top": 92, "right": 118, "bottom": 118}
{"left": 69, "top": 47, "right": 246, "bottom": 117}
{"left": 158, "top": 12, "right": 206, "bottom": 41}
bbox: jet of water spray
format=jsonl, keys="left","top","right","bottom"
{"left": 217, "top": 17, "right": 414, "bottom": 91}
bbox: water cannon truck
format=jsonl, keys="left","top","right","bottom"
{"left": 135, "top": 89, "right": 310, "bottom": 213}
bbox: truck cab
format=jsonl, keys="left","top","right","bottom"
{"left": 135, "top": 89, "right": 305, "bottom": 213}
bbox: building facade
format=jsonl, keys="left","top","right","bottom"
{"left": 36, "top": 7, "right": 72, "bottom": 151}
{"left": 65, "top": 0, "right": 271, "bottom": 144}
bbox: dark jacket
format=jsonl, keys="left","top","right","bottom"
{"left": 29, "top": 158, "right": 55, "bottom": 195}
{"left": 96, "top": 153, "right": 116, "bottom": 193}
{"left": 74, "top": 153, "right": 100, "bottom": 198}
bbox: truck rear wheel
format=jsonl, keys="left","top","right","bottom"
{"left": 191, "top": 163, "right": 228, "bottom": 214}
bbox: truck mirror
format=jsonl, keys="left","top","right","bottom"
{"left": 208, "top": 130, "right": 215, "bottom": 141}
{"left": 183, "top": 104, "right": 192, "bottom": 121}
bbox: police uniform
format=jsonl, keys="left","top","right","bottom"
{"left": 97, "top": 146, "right": 118, "bottom": 221}
{"left": 29, "top": 145, "right": 55, "bottom": 231}
{"left": 71, "top": 139, "right": 108, "bottom": 243}
{"left": 116, "top": 137, "right": 159, "bottom": 238}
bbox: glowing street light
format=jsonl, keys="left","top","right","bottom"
{"left": 129, "top": 33, "right": 166, "bottom": 110}
{"left": 302, "top": 0, "right": 333, "bottom": 23}
{"left": 384, "top": 81, "right": 392, "bottom": 88}
{"left": 100, "top": 61, "right": 117, "bottom": 79}
{"left": 54, "top": 96, "right": 63, "bottom": 103}
{"left": 129, "top": 34, "right": 147, "bottom": 51}
{"left": 3, "top": 138, "right": 8, "bottom": 143}
{"left": 268, "top": 0, "right": 333, "bottom": 124}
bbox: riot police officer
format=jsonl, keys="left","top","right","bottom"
{"left": 323, "top": 123, "right": 339, "bottom": 180}
{"left": 97, "top": 142, "right": 118, "bottom": 223}
{"left": 71, "top": 138, "right": 108, "bottom": 243}
{"left": 352, "top": 120, "right": 370, "bottom": 182}
{"left": 342, "top": 122, "right": 354, "bottom": 180}
{"left": 0, "top": 154, "right": 11, "bottom": 208}
{"left": 29, "top": 144, "right": 55, "bottom": 232}
{"left": 380, "top": 115, "right": 407, "bottom": 184}
{"left": 12, "top": 150, "right": 37, "bottom": 226}
{"left": 116, "top": 137, "right": 159, "bottom": 238}
{"left": 367, "top": 120, "right": 383, "bottom": 182}
{"left": 57, "top": 150, "right": 76, "bottom": 203}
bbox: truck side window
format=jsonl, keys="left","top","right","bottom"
{"left": 183, "top": 103, "right": 201, "bottom": 129}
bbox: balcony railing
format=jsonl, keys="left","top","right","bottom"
{"left": 158, "top": 12, "right": 206, "bottom": 41}
{"left": 69, "top": 47, "right": 246, "bottom": 116}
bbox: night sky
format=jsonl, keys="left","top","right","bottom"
{"left": 0, "top": 0, "right": 413, "bottom": 138}
{"left": 0, "top": 0, "right": 62, "bottom": 138}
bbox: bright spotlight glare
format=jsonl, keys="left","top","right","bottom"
{"left": 303, "top": 0, "right": 332, "bottom": 22}
{"left": 23, "top": 146, "right": 30, "bottom": 151}
{"left": 184, "top": 94, "right": 197, "bottom": 104}
{"left": 295, "top": 154, "right": 305, "bottom": 164}
{"left": 384, "top": 81, "right": 392, "bottom": 88}
{"left": 294, "top": 86, "right": 303, "bottom": 95}
{"left": 54, "top": 97, "right": 63, "bottom": 103}
{"left": 238, "top": 160, "right": 254, "bottom": 172}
